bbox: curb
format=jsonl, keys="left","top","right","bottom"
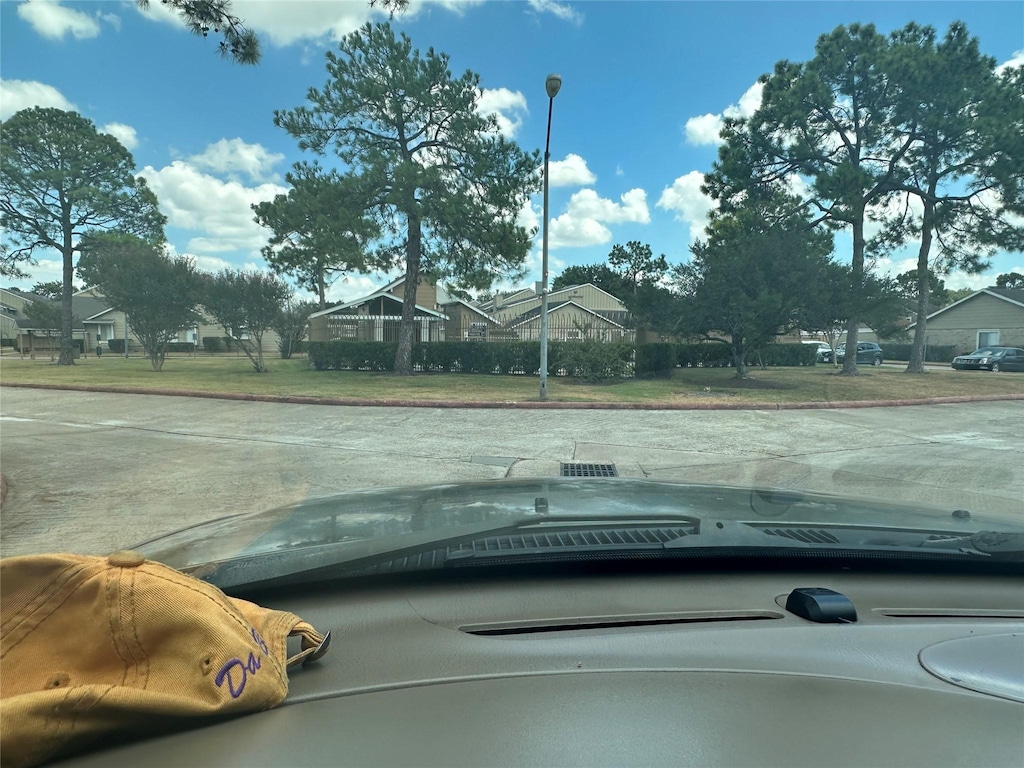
{"left": 3, "top": 382, "right": 1023, "bottom": 411}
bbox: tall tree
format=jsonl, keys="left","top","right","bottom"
{"left": 874, "top": 22, "right": 1024, "bottom": 373}
{"left": 607, "top": 241, "right": 669, "bottom": 296}
{"left": 30, "top": 281, "right": 79, "bottom": 300}
{"left": 135, "top": 0, "right": 259, "bottom": 63}
{"left": 203, "top": 270, "right": 290, "bottom": 373}
{"left": 706, "top": 24, "right": 916, "bottom": 375}
{"left": 894, "top": 269, "right": 949, "bottom": 309}
{"left": 275, "top": 22, "right": 541, "bottom": 375}
{"left": 672, "top": 190, "right": 835, "bottom": 379}
{"left": 995, "top": 272, "right": 1024, "bottom": 289}
{"left": 77, "top": 233, "right": 204, "bottom": 371}
{"left": 0, "top": 107, "right": 165, "bottom": 366}
{"left": 253, "top": 164, "right": 380, "bottom": 309}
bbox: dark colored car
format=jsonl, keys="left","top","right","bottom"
{"left": 951, "top": 347, "right": 1024, "bottom": 372}
{"left": 819, "top": 342, "right": 884, "bottom": 366}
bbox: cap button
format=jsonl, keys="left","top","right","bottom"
{"left": 108, "top": 550, "right": 146, "bottom": 568}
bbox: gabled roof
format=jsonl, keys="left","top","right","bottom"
{"left": 439, "top": 297, "right": 500, "bottom": 324}
{"left": 509, "top": 300, "right": 627, "bottom": 329}
{"left": 309, "top": 288, "right": 446, "bottom": 319}
{"left": 497, "top": 282, "right": 626, "bottom": 313}
{"left": 907, "top": 287, "right": 1024, "bottom": 329}
{"left": 1, "top": 288, "right": 53, "bottom": 305}
{"left": 71, "top": 296, "right": 115, "bottom": 321}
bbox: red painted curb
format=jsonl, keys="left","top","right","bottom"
{"left": 2, "top": 381, "right": 1023, "bottom": 411}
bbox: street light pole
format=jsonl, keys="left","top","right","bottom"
{"left": 539, "top": 73, "right": 561, "bottom": 401}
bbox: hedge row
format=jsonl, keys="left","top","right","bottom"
{"left": 308, "top": 340, "right": 633, "bottom": 380}
{"left": 636, "top": 342, "right": 818, "bottom": 376}
{"left": 309, "top": 340, "right": 816, "bottom": 380}
{"left": 879, "top": 343, "right": 959, "bottom": 363}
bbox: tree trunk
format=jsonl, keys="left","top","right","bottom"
{"left": 841, "top": 211, "right": 865, "bottom": 376}
{"left": 317, "top": 270, "right": 326, "bottom": 311}
{"left": 394, "top": 211, "right": 422, "bottom": 376}
{"left": 58, "top": 244, "right": 75, "bottom": 366}
{"left": 906, "top": 198, "right": 936, "bottom": 374}
{"left": 732, "top": 336, "right": 747, "bottom": 379}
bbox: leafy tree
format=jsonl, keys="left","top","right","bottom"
{"left": 995, "top": 272, "right": 1024, "bottom": 289}
{"left": 672, "top": 189, "right": 834, "bottom": 379}
{"left": 894, "top": 269, "right": 949, "bottom": 309}
{"left": 706, "top": 24, "right": 916, "bottom": 375}
{"left": 272, "top": 299, "right": 317, "bottom": 359}
{"left": 944, "top": 287, "right": 975, "bottom": 304}
{"left": 135, "top": 0, "right": 259, "bottom": 63}
{"left": 0, "top": 107, "right": 165, "bottom": 366}
{"left": 76, "top": 233, "right": 203, "bottom": 371}
{"left": 551, "top": 264, "right": 630, "bottom": 299}
{"left": 23, "top": 299, "right": 64, "bottom": 361}
{"left": 202, "top": 270, "right": 290, "bottom": 373}
{"left": 253, "top": 164, "right": 380, "bottom": 309}
{"left": 607, "top": 241, "right": 669, "bottom": 296}
{"left": 30, "top": 281, "right": 79, "bottom": 300}
{"left": 873, "top": 22, "right": 1024, "bottom": 373}
{"left": 275, "top": 23, "right": 541, "bottom": 375}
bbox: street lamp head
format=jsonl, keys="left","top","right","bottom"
{"left": 545, "top": 74, "right": 562, "bottom": 99}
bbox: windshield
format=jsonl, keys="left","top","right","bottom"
{"left": 2, "top": 1, "right": 1023, "bottom": 582}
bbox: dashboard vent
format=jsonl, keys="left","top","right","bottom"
{"left": 560, "top": 462, "right": 618, "bottom": 477}
{"left": 761, "top": 527, "right": 840, "bottom": 544}
{"left": 343, "top": 525, "right": 695, "bottom": 576}
{"left": 462, "top": 611, "right": 785, "bottom": 636}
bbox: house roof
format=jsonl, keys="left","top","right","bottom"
{"left": 497, "top": 282, "right": 626, "bottom": 313}
{"left": 907, "top": 287, "right": 1024, "bottom": 329}
{"left": 509, "top": 300, "right": 627, "bottom": 329}
{"left": 309, "top": 287, "right": 447, "bottom": 320}
{"left": 1, "top": 288, "right": 53, "bottom": 305}
{"left": 438, "top": 297, "right": 500, "bottom": 324}
{"left": 71, "top": 296, "right": 115, "bottom": 321}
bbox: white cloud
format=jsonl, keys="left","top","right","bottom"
{"left": 324, "top": 274, "right": 395, "bottom": 304}
{"left": 187, "top": 138, "right": 285, "bottom": 183}
{"left": 99, "top": 12, "right": 121, "bottom": 32}
{"left": 996, "top": 50, "right": 1024, "bottom": 75}
{"left": 477, "top": 87, "right": 528, "bottom": 139}
{"left": 615, "top": 165, "right": 624, "bottom": 177}
{"left": 656, "top": 171, "right": 716, "bottom": 242}
{"left": 548, "top": 153, "right": 596, "bottom": 187}
{"left": 684, "top": 81, "right": 764, "bottom": 146}
{"left": 17, "top": 0, "right": 100, "bottom": 40}
{"left": 139, "top": 160, "right": 287, "bottom": 255}
{"left": 549, "top": 188, "right": 650, "bottom": 249}
{"left": 517, "top": 198, "right": 540, "bottom": 234}
{"left": 526, "top": 0, "right": 582, "bottom": 24}
{"left": 134, "top": 0, "right": 481, "bottom": 48}
{"left": 101, "top": 122, "right": 138, "bottom": 150}
{"left": 684, "top": 113, "right": 724, "bottom": 146}
{"left": 0, "top": 79, "right": 75, "bottom": 119}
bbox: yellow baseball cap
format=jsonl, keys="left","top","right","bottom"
{"left": 0, "top": 551, "right": 330, "bottom": 768}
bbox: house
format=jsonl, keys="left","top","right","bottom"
{"left": 907, "top": 287, "right": 1024, "bottom": 352}
{"left": 1, "top": 288, "right": 53, "bottom": 343}
{"left": 307, "top": 276, "right": 447, "bottom": 343}
{"left": 1, "top": 288, "right": 94, "bottom": 354}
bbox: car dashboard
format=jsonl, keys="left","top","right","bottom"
{"left": 57, "top": 568, "right": 1024, "bottom": 767}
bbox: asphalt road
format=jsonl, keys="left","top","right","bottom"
{"left": 1, "top": 388, "right": 1021, "bottom": 557}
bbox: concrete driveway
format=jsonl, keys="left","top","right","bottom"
{"left": 1, "top": 388, "right": 1021, "bottom": 557}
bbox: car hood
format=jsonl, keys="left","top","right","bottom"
{"left": 957, "top": 352, "right": 1001, "bottom": 359}
{"left": 134, "top": 478, "right": 1024, "bottom": 573}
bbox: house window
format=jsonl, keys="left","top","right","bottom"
{"left": 978, "top": 330, "right": 1000, "bottom": 347}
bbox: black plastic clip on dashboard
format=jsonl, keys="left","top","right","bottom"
{"left": 785, "top": 587, "right": 858, "bottom": 623}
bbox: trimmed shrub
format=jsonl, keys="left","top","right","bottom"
{"left": 308, "top": 341, "right": 397, "bottom": 371}
{"left": 635, "top": 343, "right": 676, "bottom": 377}
{"left": 551, "top": 341, "right": 632, "bottom": 381}
{"left": 880, "top": 343, "right": 958, "bottom": 363}
{"left": 221, "top": 336, "right": 234, "bottom": 352}
{"left": 165, "top": 342, "right": 196, "bottom": 353}
{"left": 675, "top": 343, "right": 733, "bottom": 368}
{"left": 202, "top": 336, "right": 221, "bottom": 353}
{"left": 107, "top": 339, "right": 125, "bottom": 353}
{"left": 748, "top": 343, "right": 818, "bottom": 367}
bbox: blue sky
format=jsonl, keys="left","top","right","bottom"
{"left": 2, "top": 0, "right": 1022, "bottom": 302}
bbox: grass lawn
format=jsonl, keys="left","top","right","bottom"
{"left": 2, "top": 352, "right": 1023, "bottom": 405}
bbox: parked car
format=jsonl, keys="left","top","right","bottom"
{"left": 951, "top": 347, "right": 1024, "bottom": 372}
{"left": 803, "top": 341, "right": 833, "bottom": 362}
{"left": 819, "top": 342, "right": 884, "bottom": 366}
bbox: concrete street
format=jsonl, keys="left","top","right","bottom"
{"left": 1, "top": 387, "right": 1021, "bottom": 557}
